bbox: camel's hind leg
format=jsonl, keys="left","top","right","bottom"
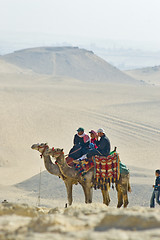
{"left": 122, "top": 184, "right": 129, "bottom": 208}
{"left": 121, "top": 174, "right": 130, "bottom": 208}
{"left": 116, "top": 184, "right": 123, "bottom": 208}
{"left": 64, "top": 180, "right": 73, "bottom": 206}
{"left": 101, "top": 184, "right": 110, "bottom": 206}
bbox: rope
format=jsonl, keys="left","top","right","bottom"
{"left": 37, "top": 167, "right": 42, "bottom": 207}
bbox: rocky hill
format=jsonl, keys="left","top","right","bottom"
{"left": 1, "top": 46, "right": 136, "bottom": 84}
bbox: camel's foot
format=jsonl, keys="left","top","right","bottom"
{"left": 128, "top": 187, "right": 132, "bottom": 193}
{"left": 117, "top": 202, "right": 123, "bottom": 208}
{"left": 123, "top": 201, "right": 129, "bottom": 208}
{"left": 103, "top": 198, "right": 110, "bottom": 206}
{"left": 123, "top": 194, "right": 129, "bottom": 208}
{"left": 106, "top": 201, "right": 110, "bottom": 206}
{"left": 68, "top": 201, "right": 72, "bottom": 206}
{"left": 85, "top": 200, "right": 92, "bottom": 204}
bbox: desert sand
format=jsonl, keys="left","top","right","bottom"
{"left": 0, "top": 202, "right": 160, "bottom": 240}
{"left": 0, "top": 47, "right": 160, "bottom": 239}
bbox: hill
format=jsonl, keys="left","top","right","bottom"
{"left": 1, "top": 46, "right": 136, "bottom": 84}
{"left": 125, "top": 65, "right": 160, "bottom": 86}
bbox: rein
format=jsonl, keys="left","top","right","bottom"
{"left": 54, "top": 151, "right": 64, "bottom": 162}
{"left": 38, "top": 145, "right": 48, "bottom": 158}
{"left": 53, "top": 151, "right": 72, "bottom": 168}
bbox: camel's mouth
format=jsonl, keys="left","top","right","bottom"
{"left": 31, "top": 144, "right": 38, "bottom": 150}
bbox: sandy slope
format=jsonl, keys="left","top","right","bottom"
{"left": 0, "top": 75, "right": 159, "bottom": 206}
{"left": 125, "top": 65, "right": 160, "bottom": 86}
{"left": 0, "top": 51, "right": 160, "bottom": 239}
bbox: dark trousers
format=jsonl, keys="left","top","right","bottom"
{"left": 150, "top": 190, "right": 160, "bottom": 208}
{"left": 69, "top": 145, "right": 89, "bottom": 160}
{"left": 87, "top": 149, "right": 103, "bottom": 158}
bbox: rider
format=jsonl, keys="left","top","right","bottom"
{"left": 89, "top": 130, "right": 98, "bottom": 149}
{"left": 87, "top": 128, "right": 110, "bottom": 158}
{"left": 69, "top": 127, "right": 90, "bottom": 159}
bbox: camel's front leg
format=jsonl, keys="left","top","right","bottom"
{"left": 81, "top": 182, "right": 93, "bottom": 203}
{"left": 64, "top": 180, "right": 73, "bottom": 206}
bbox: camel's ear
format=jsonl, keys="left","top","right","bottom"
{"left": 61, "top": 149, "right": 63, "bottom": 152}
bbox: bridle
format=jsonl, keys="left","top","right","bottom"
{"left": 38, "top": 145, "right": 49, "bottom": 158}
{"left": 51, "top": 148, "right": 64, "bottom": 164}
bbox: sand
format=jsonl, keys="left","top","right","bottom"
{"left": 0, "top": 49, "right": 160, "bottom": 239}
{"left": 0, "top": 202, "right": 160, "bottom": 240}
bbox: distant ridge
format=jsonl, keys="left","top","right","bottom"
{"left": 125, "top": 65, "right": 160, "bottom": 85}
{"left": 1, "top": 46, "right": 137, "bottom": 84}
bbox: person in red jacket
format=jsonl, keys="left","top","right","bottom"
{"left": 87, "top": 128, "right": 110, "bottom": 158}
{"left": 89, "top": 130, "right": 98, "bottom": 149}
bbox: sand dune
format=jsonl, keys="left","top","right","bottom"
{"left": 125, "top": 65, "right": 160, "bottom": 86}
{"left": 0, "top": 76, "right": 159, "bottom": 185}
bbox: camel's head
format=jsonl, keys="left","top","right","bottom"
{"left": 31, "top": 143, "right": 49, "bottom": 155}
{"left": 47, "top": 147, "right": 64, "bottom": 160}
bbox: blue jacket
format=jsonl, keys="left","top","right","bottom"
{"left": 155, "top": 176, "right": 160, "bottom": 191}
{"left": 95, "top": 134, "right": 110, "bottom": 156}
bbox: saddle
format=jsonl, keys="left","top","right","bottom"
{"left": 66, "top": 151, "right": 120, "bottom": 190}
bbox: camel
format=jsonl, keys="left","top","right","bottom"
{"left": 31, "top": 143, "right": 95, "bottom": 205}
{"left": 31, "top": 143, "right": 131, "bottom": 207}
{"left": 48, "top": 147, "right": 131, "bottom": 208}
{"left": 47, "top": 147, "right": 111, "bottom": 206}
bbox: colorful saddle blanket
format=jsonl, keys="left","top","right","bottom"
{"left": 92, "top": 152, "right": 120, "bottom": 190}
{"left": 67, "top": 152, "right": 120, "bottom": 190}
{"left": 65, "top": 156, "right": 94, "bottom": 172}
{"left": 66, "top": 152, "right": 120, "bottom": 191}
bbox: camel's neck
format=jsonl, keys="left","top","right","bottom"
{"left": 43, "top": 154, "right": 60, "bottom": 176}
{"left": 56, "top": 155, "right": 78, "bottom": 179}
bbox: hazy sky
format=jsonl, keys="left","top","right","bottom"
{"left": 0, "top": 0, "right": 160, "bottom": 50}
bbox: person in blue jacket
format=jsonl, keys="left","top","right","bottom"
{"left": 87, "top": 128, "right": 110, "bottom": 158}
{"left": 150, "top": 169, "right": 160, "bottom": 208}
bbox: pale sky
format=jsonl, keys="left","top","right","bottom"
{"left": 0, "top": 0, "right": 160, "bottom": 50}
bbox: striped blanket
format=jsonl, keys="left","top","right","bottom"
{"left": 92, "top": 152, "right": 120, "bottom": 190}
{"left": 69, "top": 152, "right": 120, "bottom": 190}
